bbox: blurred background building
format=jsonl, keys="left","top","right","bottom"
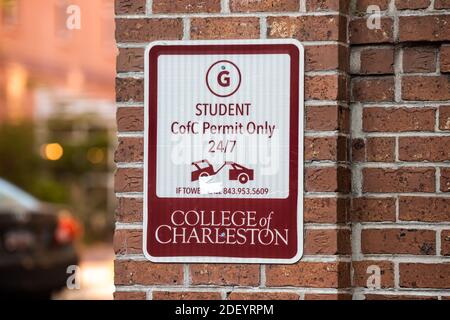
{"left": 0, "top": 0, "right": 116, "bottom": 299}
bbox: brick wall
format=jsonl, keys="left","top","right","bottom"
{"left": 349, "top": 0, "right": 450, "bottom": 300}
{"left": 114, "top": 0, "right": 450, "bottom": 300}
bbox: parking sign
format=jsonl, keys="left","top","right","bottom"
{"left": 143, "top": 39, "right": 304, "bottom": 263}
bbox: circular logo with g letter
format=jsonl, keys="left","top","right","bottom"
{"left": 206, "top": 60, "right": 241, "bottom": 98}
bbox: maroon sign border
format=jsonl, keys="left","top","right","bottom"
{"left": 144, "top": 41, "right": 303, "bottom": 263}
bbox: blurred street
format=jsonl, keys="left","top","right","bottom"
{"left": 0, "top": 0, "right": 116, "bottom": 300}
{"left": 53, "top": 244, "right": 114, "bottom": 300}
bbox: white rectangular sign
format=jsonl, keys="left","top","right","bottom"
{"left": 143, "top": 39, "right": 304, "bottom": 263}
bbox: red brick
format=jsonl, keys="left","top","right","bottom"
{"left": 265, "top": 262, "right": 350, "bottom": 288}
{"left": 305, "top": 44, "right": 348, "bottom": 72}
{"left": 190, "top": 264, "right": 259, "bottom": 286}
{"left": 359, "top": 48, "right": 394, "bottom": 75}
{"left": 442, "top": 230, "right": 450, "bottom": 256}
{"left": 305, "top": 74, "right": 348, "bottom": 101}
{"left": 399, "top": 196, "right": 450, "bottom": 222}
{"left": 115, "top": 137, "right": 143, "bottom": 163}
{"left": 228, "top": 292, "right": 300, "bottom": 300}
{"left": 116, "top": 197, "right": 143, "bottom": 223}
{"left": 305, "top": 166, "right": 351, "bottom": 192}
{"left": 366, "top": 137, "right": 395, "bottom": 162}
{"left": 365, "top": 294, "right": 437, "bottom": 300}
{"left": 337, "top": 136, "right": 349, "bottom": 162}
{"left": 153, "top": 0, "right": 221, "bottom": 13}
{"left": 439, "top": 105, "right": 450, "bottom": 130}
{"left": 115, "top": 260, "right": 183, "bottom": 285}
{"left": 399, "top": 15, "right": 450, "bottom": 42}
{"left": 267, "top": 15, "right": 346, "bottom": 41}
{"left": 350, "top": 18, "right": 393, "bottom": 44}
{"left": 114, "top": 229, "right": 142, "bottom": 255}
{"left": 115, "top": 0, "right": 146, "bottom": 14}
{"left": 363, "top": 167, "right": 435, "bottom": 193}
{"left": 117, "top": 48, "right": 144, "bottom": 73}
{"left": 305, "top": 136, "right": 347, "bottom": 161}
{"left": 230, "top": 0, "right": 299, "bottom": 12}
{"left": 352, "top": 261, "right": 395, "bottom": 288}
{"left": 114, "top": 291, "right": 146, "bottom": 300}
{"left": 355, "top": 0, "right": 389, "bottom": 13}
{"left": 402, "top": 76, "right": 450, "bottom": 101}
{"left": 351, "top": 197, "right": 396, "bottom": 222}
{"left": 363, "top": 107, "right": 435, "bottom": 132}
{"left": 400, "top": 263, "right": 450, "bottom": 288}
{"left": 306, "top": 0, "right": 349, "bottom": 12}
{"left": 353, "top": 139, "right": 370, "bottom": 161}
{"left": 305, "top": 137, "right": 334, "bottom": 161}
{"left": 304, "top": 293, "right": 352, "bottom": 300}
{"left": 396, "top": 0, "right": 431, "bottom": 10}
{"left": 115, "top": 168, "right": 143, "bottom": 192}
{"left": 399, "top": 137, "right": 450, "bottom": 162}
{"left": 435, "top": 0, "right": 450, "bottom": 8}
{"left": 304, "top": 229, "right": 351, "bottom": 255}
{"left": 304, "top": 197, "right": 349, "bottom": 223}
{"left": 152, "top": 291, "right": 222, "bottom": 300}
{"left": 115, "top": 18, "right": 183, "bottom": 42}
{"left": 353, "top": 138, "right": 367, "bottom": 161}
{"left": 440, "top": 168, "right": 450, "bottom": 192}
{"left": 403, "top": 47, "right": 436, "bottom": 73}
{"left": 117, "top": 107, "right": 144, "bottom": 132}
{"left": 191, "top": 17, "right": 260, "bottom": 40}
{"left": 352, "top": 77, "right": 394, "bottom": 102}
{"left": 441, "top": 45, "right": 450, "bottom": 73}
{"left": 116, "top": 78, "right": 144, "bottom": 102}
{"left": 305, "top": 106, "right": 349, "bottom": 132}
{"left": 361, "top": 229, "right": 436, "bottom": 255}
{"left": 352, "top": 138, "right": 365, "bottom": 162}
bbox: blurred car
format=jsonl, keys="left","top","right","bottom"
{"left": 0, "top": 178, "right": 80, "bottom": 299}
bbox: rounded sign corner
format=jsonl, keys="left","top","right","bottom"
{"left": 284, "top": 38, "right": 304, "bottom": 50}
{"left": 286, "top": 247, "right": 303, "bottom": 264}
{"left": 143, "top": 40, "right": 304, "bottom": 264}
{"left": 142, "top": 245, "right": 164, "bottom": 263}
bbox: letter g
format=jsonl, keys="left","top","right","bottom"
{"left": 217, "top": 70, "right": 230, "bottom": 87}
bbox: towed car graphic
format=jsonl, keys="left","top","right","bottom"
{"left": 191, "top": 160, "right": 254, "bottom": 184}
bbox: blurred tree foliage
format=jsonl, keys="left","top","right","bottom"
{"left": 0, "top": 118, "right": 113, "bottom": 243}
{"left": 0, "top": 121, "right": 66, "bottom": 203}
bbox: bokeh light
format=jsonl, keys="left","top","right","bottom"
{"left": 41, "top": 143, "right": 64, "bottom": 161}
{"left": 86, "top": 147, "right": 105, "bottom": 164}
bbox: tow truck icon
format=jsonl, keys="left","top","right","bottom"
{"left": 191, "top": 160, "right": 254, "bottom": 184}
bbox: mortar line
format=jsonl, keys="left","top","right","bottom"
{"left": 116, "top": 11, "right": 347, "bottom": 19}
{"left": 436, "top": 229, "right": 442, "bottom": 256}
{"left": 221, "top": 0, "right": 230, "bottom": 13}
{"left": 146, "top": 0, "right": 152, "bottom": 15}
{"left": 259, "top": 16, "right": 267, "bottom": 39}
{"left": 183, "top": 17, "right": 191, "bottom": 40}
